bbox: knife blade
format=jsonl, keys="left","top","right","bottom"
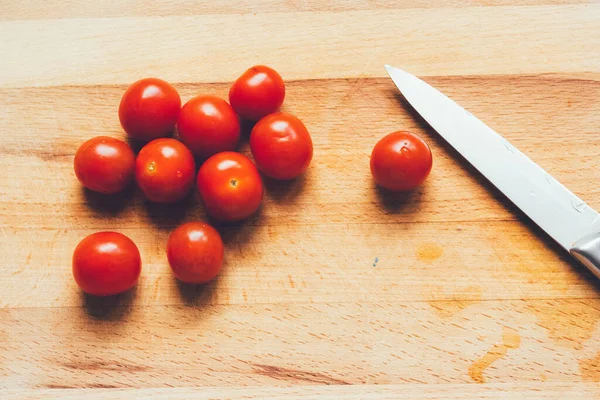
{"left": 384, "top": 64, "right": 600, "bottom": 279}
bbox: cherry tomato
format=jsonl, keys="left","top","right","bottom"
{"left": 197, "top": 152, "right": 263, "bottom": 221}
{"left": 74, "top": 136, "right": 135, "bottom": 194}
{"left": 250, "top": 112, "right": 313, "bottom": 180}
{"left": 176, "top": 95, "right": 240, "bottom": 159}
{"left": 229, "top": 65, "right": 285, "bottom": 121}
{"left": 166, "top": 222, "right": 224, "bottom": 284}
{"left": 135, "top": 138, "right": 196, "bottom": 203}
{"left": 72, "top": 231, "right": 141, "bottom": 296}
{"left": 370, "top": 131, "right": 433, "bottom": 191}
{"left": 119, "top": 77, "right": 181, "bottom": 141}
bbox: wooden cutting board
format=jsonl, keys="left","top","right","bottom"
{"left": 2, "top": 1, "right": 600, "bottom": 398}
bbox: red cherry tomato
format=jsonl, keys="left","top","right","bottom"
{"left": 370, "top": 131, "right": 432, "bottom": 191}
{"left": 119, "top": 78, "right": 181, "bottom": 141}
{"left": 197, "top": 152, "right": 263, "bottom": 221}
{"left": 74, "top": 136, "right": 135, "bottom": 194}
{"left": 229, "top": 65, "right": 285, "bottom": 121}
{"left": 176, "top": 95, "right": 240, "bottom": 159}
{"left": 250, "top": 112, "right": 313, "bottom": 180}
{"left": 72, "top": 232, "right": 141, "bottom": 296}
{"left": 166, "top": 222, "right": 224, "bottom": 284}
{"left": 135, "top": 138, "right": 196, "bottom": 203}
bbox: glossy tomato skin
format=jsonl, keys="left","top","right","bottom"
{"left": 135, "top": 138, "right": 196, "bottom": 203}
{"left": 250, "top": 112, "right": 313, "bottom": 180}
{"left": 197, "top": 152, "right": 263, "bottom": 221}
{"left": 229, "top": 65, "right": 285, "bottom": 121}
{"left": 176, "top": 95, "right": 240, "bottom": 159}
{"left": 370, "top": 131, "right": 432, "bottom": 191}
{"left": 166, "top": 222, "right": 224, "bottom": 284}
{"left": 119, "top": 78, "right": 181, "bottom": 141}
{"left": 72, "top": 232, "right": 141, "bottom": 296}
{"left": 74, "top": 136, "right": 135, "bottom": 194}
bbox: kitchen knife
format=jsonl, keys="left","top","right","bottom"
{"left": 385, "top": 64, "right": 600, "bottom": 279}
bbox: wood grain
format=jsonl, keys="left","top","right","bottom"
{"left": 1, "top": 1, "right": 600, "bottom": 397}
{"left": 1, "top": 5, "right": 599, "bottom": 87}
{"left": 5, "top": 383, "right": 600, "bottom": 400}
{"left": 2, "top": 0, "right": 598, "bottom": 20}
{"left": 2, "top": 300, "right": 600, "bottom": 388}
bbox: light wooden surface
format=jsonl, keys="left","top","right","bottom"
{"left": 1, "top": 1, "right": 600, "bottom": 398}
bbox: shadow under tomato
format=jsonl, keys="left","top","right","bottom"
{"left": 240, "top": 118, "right": 257, "bottom": 138}
{"left": 126, "top": 136, "right": 147, "bottom": 154}
{"left": 374, "top": 182, "right": 425, "bottom": 214}
{"left": 208, "top": 205, "right": 265, "bottom": 254}
{"left": 262, "top": 172, "right": 309, "bottom": 205}
{"left": 175, "top": 274, "right": 220, "bottom": 308}
{"left": 82, "top": 285, "right": 137, "bottom": 321}
{"left": 83, "top": 184, "right": 136, "bottom": 216}
{"left": 143, "top": 191, "right": 201, "bottom": 231}
{"left": 125, "top": 130, "right": 177, "bottom": 154}
{"left": 233, "top": 118, "right": 256, "bottom": 157}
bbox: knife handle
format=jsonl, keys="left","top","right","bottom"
{"left": 570, "top": 232, "right": 600, "bottom": 279}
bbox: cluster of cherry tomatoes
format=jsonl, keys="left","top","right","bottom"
{"left": 72, "top": 66, "right": 314, "bottom": 296}
{"left": 71, "top": 65, "right": 433, "bottom": 297}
